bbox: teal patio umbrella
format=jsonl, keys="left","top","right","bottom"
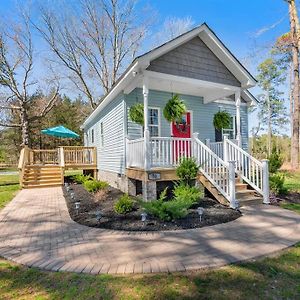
{"left": 41, "top": 125, "right": 80, "bottom": 139}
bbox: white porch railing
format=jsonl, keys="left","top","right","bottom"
{"left": 150, "top": 137, "right": 192, "bottom": 167}
{"left": 126, "top": 134, "right": 269, "bottom": 207}
{"left": 126, "top": 138, "right": 145, "bottom": 169}
{"left": 224, "top": 138, "right": 269, "bottom": 204}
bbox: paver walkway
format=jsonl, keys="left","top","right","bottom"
{"left": 0, "top": 187, "right": 300, "bottom": 274}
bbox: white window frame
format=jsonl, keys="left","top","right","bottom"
{"left": 91, "top": 128, "right": 94, "bottom": 144}
{"left": 100, "top": 122, "right": 104, "bottom": 147}
{"left": 222, "top": 116, "right": 236, "bottom": 140}
{"left": 143, "top": 106, "right": 161, "bottom": 137}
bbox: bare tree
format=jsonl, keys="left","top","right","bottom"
{"left": 153, "top": 16, "right": 194, "bottom": 45}
{"left": 36, "top": 0, "right": 152, "bottom": 109}
{"left": 0, "top": 14, "right": 59, "bottom": 147}
{"left": 286, "top": 0, "right": 300, "bottom": 169}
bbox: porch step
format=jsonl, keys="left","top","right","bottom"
{"left": 22, "top": 165, "right": 63, "bottom": 188}
{"left": 198, "top": 173, "right": 263, "bottom": 207}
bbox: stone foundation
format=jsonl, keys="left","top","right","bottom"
{"left": 98, "top": 170, "right": 129, "bottom": 193}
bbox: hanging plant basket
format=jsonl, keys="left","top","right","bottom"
{"left": 129, "top": 103, "right": 144, "bottom": 126}
{"left": 213, "top": 110, "right": 231, "bottom": 130}
{"left": 163, "top": 94, "right": 186, "bottom": 123}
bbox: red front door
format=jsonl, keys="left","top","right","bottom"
{"left": 171, "top": 112, "right": 192, "bottom": 163}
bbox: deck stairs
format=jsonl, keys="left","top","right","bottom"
{"left": 198, "top": 174, "right": 263, "bottom": 207}
{"left": 22, "top": 165, "right": 63, "bottom": 189}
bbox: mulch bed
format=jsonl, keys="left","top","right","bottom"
{"left": 63, "top": 183, "right": 241, "bottom": 231}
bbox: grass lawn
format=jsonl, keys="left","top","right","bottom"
{"left": 0, "top": 171, "right": 299, "bottom": 299}
{"left": 0, "top": 173, "right": 19, "bottom": 210}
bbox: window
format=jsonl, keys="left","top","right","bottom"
{"left": 100, "top": 122, "right": 104, "bottom": 147}
{"left": 148, "top": 108, "right": 160, "bottom": 137}
{"left": 91, "top": 129, "right": 94, "bottom": 143}
{"left": 222, "top": 116, "right": 236, "bottom": 140}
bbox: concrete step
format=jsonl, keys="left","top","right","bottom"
{"left": 238, "top": 196, "right": 263, "bottom": 206}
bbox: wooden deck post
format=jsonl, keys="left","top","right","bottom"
{"left": 262, "top": 159, "right": 270, "bottom": 204}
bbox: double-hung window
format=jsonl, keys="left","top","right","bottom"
{"left": 222, "top": 116, "right": 236, "bottom": 140}
{"left": 148, "top": 108, "right": 160, "bottom": 137}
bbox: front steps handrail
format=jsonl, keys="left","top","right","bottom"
{"left": 224, "top": 138, "right": 270, "bottom": 204}
{"left": 193, "top": 134, "right": 237, "bottom": 208}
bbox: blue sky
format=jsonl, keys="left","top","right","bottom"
{"left": 0, "top": 0, "right": 293, "bottom": 135}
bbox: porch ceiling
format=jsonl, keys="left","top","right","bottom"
{"left": 125, "top": 70, "right": 239, "bottom": 103}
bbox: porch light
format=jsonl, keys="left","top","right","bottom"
{"left": 141, "top": 212, "right": 147, "bottom": 223}
{"left": 197, "top": 207, "right": 204, "bottom": 222}
{"left": 96, "top": 210, "right": 102, "bottom": 223}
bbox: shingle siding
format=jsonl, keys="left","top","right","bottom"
{"left": 84, "top": 94, "right": 126, "bottom": 174}
{"left": 125, "top": 88, "right": 249, "bottom": 150}
{"left": 147, "top": 37, "right": 241, "bottom": 87}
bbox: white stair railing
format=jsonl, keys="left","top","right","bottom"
{"left": 193, "top": 134, "right": 237, "bottom": 208}
{"left": 224, "top": 138, "right": 270, "bottom": 204}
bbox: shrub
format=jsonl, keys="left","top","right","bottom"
{"left": 72, "top": 173, "right": 92, "bottom": 184}
{"left": 114, "top": 194, "right": 134, "bottom": 214}
{"left": 176, "top": 157, "right": 199, "bottom": 186}
{"left": 173, "top": 183, "right": 203, "bottom": 203}
{"left": 83, "top": 179, "right": 108, "bottom": 193}
{"left": 269, "top": 173, "right": 287, "bottom": 195}
{"left": 141, "top": 186, "right": 201, "bottom": 221}
{"left": 268, "top": 148, "right": 283, "bottom": 174}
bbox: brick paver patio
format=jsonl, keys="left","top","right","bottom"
{"left": 0, "top": 187, "right": 300, "bottom": 274}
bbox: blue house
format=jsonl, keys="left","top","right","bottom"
{"left": 83, "top": 23, "right": 270, "bottom": 207}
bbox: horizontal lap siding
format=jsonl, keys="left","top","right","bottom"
{"left": 125, "top": 88, "right": 249, "bottom": 150}
{"left": 84, "top": 94, "right": 126, "bottom": 174}
{"left": 147, "top": 37, "right": 240, "bottom": 87}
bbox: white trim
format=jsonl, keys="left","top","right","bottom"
{"left": 144, "top": 70, "right": 240, "bottom": 92}
{"left": 213, "top": 99, "right": 248, "bottom": 106}
{"left": 148, "top": 106, "right": 161, "bottom": 137}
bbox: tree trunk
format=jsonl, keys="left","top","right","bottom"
{"left": 267, "top": 89, "right": 272, "bottom": 156}
{"left": 20, "top": 107, "right": 29, "bottom": 147}
{"left": 288, "top": 0, "right": 300, "bottom": 169}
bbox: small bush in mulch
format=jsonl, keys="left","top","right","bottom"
{"left": 114, "top": 194, "right": 134, "bottom": 214}
{"left": 83, "top": 179, "right": 108, "bottom": 193}
{"left": 64, "top": 182, "right": 241, "bottom": 231}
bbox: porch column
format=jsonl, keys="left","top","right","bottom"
{"left": 235, "top": 90, "right": 242, "bottom": 147}
{"left": 143, "top": 76, "right": 150, "bottom": 171}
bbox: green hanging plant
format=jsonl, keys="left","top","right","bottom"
{"left": 129, "top": 103, "right": 144, "bottom": 126}
{"left": 163, "top": 94, "right": 186, "bottom": 123}
{"left": 213, "top": 110, "right": 231, "bottom": 130}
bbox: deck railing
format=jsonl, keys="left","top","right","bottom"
{"left": 63, "top": 146, "right": 96, "bottom": 166}
{"left": 18, "top": 146, "right": 97, "bottom": 168}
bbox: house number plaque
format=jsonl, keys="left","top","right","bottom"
{"left": 148, "top": 172, "right": 161, "bottom": 180}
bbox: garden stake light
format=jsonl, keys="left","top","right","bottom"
{"left": 141, "top": 213, "right": 147, "bottom": 224}
{"left": 75, "top": 202, "right": 80, "bottom": 215}
{"left": 96, "top": 210, "right": 102, "bottom": 223}
{"left": 197, "top": 207, "right": 204, "bottom": 222}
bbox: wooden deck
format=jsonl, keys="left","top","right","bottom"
{"left": 18, "top": 146, "right": 97, "bottom": 188}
